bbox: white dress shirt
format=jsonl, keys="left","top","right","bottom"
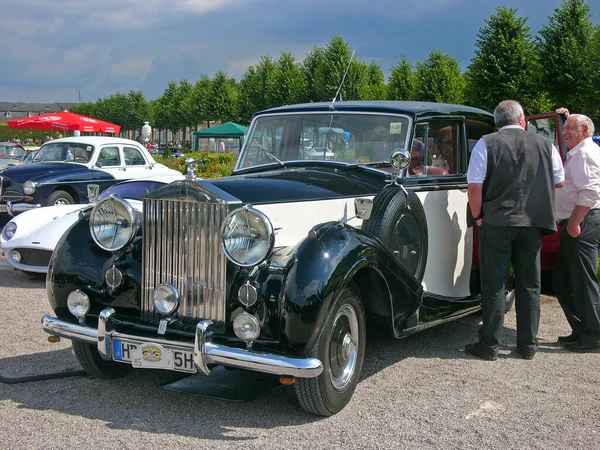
{"left": 467, "top": 125, "right": 565, "bottom": 185}
{"left": 555, "top": 137, "right": 600, "bottom": 220}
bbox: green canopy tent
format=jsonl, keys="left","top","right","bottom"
{"left": 192, "top": 122, "right": 247, "bottom": 153}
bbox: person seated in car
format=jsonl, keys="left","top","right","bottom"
{"left": 409, "top": 139, "right": 426, "bottom": 175}
{"left": 431, "top": 128, "right": 452, "bottom": 172}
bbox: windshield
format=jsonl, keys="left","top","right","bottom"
{"left": 0, "top": 145, "right": 25, "bottom": 159}
{"left": 33, "top": 142, "right": 94, "bottom": 163}
{"left": 98, "top": 180, "right": 167, "bottom": 201}
{"left": 237, "top": 112, "right": 410, "bottom": 169}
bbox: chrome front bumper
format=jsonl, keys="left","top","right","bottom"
{"left": 7, "top": 201, "right": 41, "bottom": 216}
{"left": 42, "top": 308, "right": 323, "bottom": 378}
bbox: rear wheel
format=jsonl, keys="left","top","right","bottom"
{"left": 72, "top": 340, "right": 132, "bottom": 379}
{"left": 48, "top": 190, "right": 75, "bottom": 206}
{"left": 295, "top": 282, "right": 366, "bottom": 416}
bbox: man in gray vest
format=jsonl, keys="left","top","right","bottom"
{"left": 465, "top": 100, "right": 565, "bottom": 360}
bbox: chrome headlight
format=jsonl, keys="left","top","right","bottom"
{"left": 222, "top": 206, "right": 274, "bottom": 267}
{"left": 23, "top": 180, "right": 36, "bottom": 195}
{"left": 90, "top": 195, "right": 139, "bottom": 252}
{"left": 2, "top": 222, "right": 16, "bottom": 240}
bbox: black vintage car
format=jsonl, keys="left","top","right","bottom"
{"left": 0, "top": 136, "right": 179, "bottom": 226}
{"left": 43, "top": 101, "right": 530, "bottom": 416}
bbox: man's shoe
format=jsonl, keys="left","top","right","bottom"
{"left": 464, "top": 343, "right": 497, "bottom": 361}
{"left": 557, "top": 333, "right": 579, "bottom": 343}
{"left": 564, "top": 341, "right": 600, "bottom": 353}
{"left": 514, "top": 346, "right": 536, "bottom": 360}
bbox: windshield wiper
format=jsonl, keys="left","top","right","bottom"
{"left": 252, "top": 139, "right": 285, "bottom": 167}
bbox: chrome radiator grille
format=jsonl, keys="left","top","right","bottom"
{"left": 142, "top": 197, "right": 228, "bottom": 327}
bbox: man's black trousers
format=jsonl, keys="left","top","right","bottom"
{"left": 479, "top": 224, "right": 542, "bottom": 354}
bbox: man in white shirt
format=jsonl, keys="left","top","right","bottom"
{"left": 465, "top": 100, "right": 564, "bottom": 361}
{"left": 553, "top": 113, "right": 600, "bottom": 353}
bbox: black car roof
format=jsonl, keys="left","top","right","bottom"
{"left": 258, "top": 101, "right": 493, "bottom": 121}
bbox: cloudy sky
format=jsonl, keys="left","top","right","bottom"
{"left": 2, "top": 0, "right": 599, "bottom": 103}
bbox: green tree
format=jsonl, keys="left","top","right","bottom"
{"left": 537, "top": 0, "right": 596, "bottom": 115}
{"left": 302, "top": 45, "right": 326, "bottom": 102}
{"left": 387, "top": 57, "right": 415, "bottom": 100}
{"left": 239, "top": 56, "right": 276, "bottom": 123}
{"left": 204, "top": 71, "right": 240, "bottom": 123}
{"left": 271, "top": 52, "right": 306, "bottom": 107}
{"left": 125, "top": 90, "right": 152, "bottom": 132}
{"left": 171, "top": 79, "right": 194, "bottom": 133}
{"left": 415, "top": 50, "right": 465, "bottom": 104}
{"left": 152, "top": 81, "right": 179, "bottom": 133}
{"left": 589, "top": 26, "right": 600, "bottom": 122}
{"left": 465, "top": 7, "right": 550, "bottom": 114}
{"left": 186, "top": 75, "right": 212, "bottom": 129}
{"left": 302, "top": 36, "right": 361, "bottom": 102}
{"left": 366, "top": 61, "right": 387, "bottom": 100}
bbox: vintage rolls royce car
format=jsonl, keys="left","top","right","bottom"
{"left": 0, "top": 174, "right": 184, "bottom": 275}
{"left": 43, "top": 101, "right": 560, "bottom": 416}
{"left": 0, "top": 136, "right": 181, "bottom": 226}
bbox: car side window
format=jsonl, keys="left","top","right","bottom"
{"left": 98, "top": 146, "right": 121, "bottom": 166}
{"left": 409, "top": 121, "right": 461, "bottom": 176}
{"left": 123, "top": 146, "right": 146, "bottom": 166}
{"left": 466, "top": 119, "right": 496, "bottom": 166}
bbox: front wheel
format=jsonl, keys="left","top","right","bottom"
{"left": 48, "top": 190, "right": 75, "bottom": 206}
{"left": 295, "top": 282, "right": 366, "bottom": 416}
{"left": 72, "top": 340, "right": 132, "bottom": 379}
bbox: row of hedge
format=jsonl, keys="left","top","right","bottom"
{"left": 0, "top": 125, "right": 62, "bottom": 142}
{"left": 154, "top": 152, "right": 237, "bottom": 179}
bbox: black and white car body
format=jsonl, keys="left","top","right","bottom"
{"left": 42, "top": 101, "right": 539, "bottom": 416}
{"left": 0, "top": 136, "right": 180, "bottom": 224}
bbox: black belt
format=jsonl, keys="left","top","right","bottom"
{"left": 559, "top": 209, "right": 600, "bottom": 227}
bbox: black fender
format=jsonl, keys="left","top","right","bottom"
{"left": 47, "top": 212, "right": 143, "bottom": 320}
{"left": 282, "top": 221, "right": 422, "bottom": 356}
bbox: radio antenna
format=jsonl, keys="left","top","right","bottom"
{"left": 329, "top": 49, "right": 356, "bottom": 111}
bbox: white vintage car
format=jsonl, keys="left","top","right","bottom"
{"left": 0, "top": 174, "right": 184, "bottom": 274}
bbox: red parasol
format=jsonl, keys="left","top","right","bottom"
{"left": 7, "top": 111, "right": 121, "bottom": 134}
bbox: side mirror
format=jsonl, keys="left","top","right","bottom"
{"left": 354, "top": 198, "right": 373, "bottom": 221}
{"left": 390, "top": 149, "right": 411, "bottom": 170}
{"left": 87, "top": 184, "right": 100, "bottom": 203}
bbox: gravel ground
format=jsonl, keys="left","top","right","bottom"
{"left": 0, "top": 268, "right": 598, "bottom": 449}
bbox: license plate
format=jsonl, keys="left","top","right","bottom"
{"left": 113, "top": 340, "right": 196, "bottom": 373}
{"left": 0, "top": 205, "right": 6, "bottom": 213}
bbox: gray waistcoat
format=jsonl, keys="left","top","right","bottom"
{"left": 482, "top": 128, "right": 557, "bottom": 235}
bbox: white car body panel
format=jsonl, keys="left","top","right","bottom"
{"left": 415, "top": 189, "right": 472, "bottom": 298}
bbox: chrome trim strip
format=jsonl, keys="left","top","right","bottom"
{"left": 42, "top": 312, "right": 324, "bottom": 379}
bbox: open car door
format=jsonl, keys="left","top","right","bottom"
{"left": 526, "top": 112, "right": 568, "bottom": 272}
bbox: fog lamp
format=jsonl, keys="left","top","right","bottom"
{"left": 153, "top": 283, "right": 180, "bottom": 315}
{"left": 67, "top": 290, "right": 90, "bottom": 319}
{"left": 10, "top": 250, "right": 21, "bottom": 263}
{"left": 233, "top": 312, "right": 260, "bottom": 342}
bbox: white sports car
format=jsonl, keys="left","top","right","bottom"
{"left": 0, "top": 174, "right": 184, "bottom": 274}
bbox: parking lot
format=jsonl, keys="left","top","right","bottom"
{"left": 0, "top": 268, "right": 598, "bottom": 449}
